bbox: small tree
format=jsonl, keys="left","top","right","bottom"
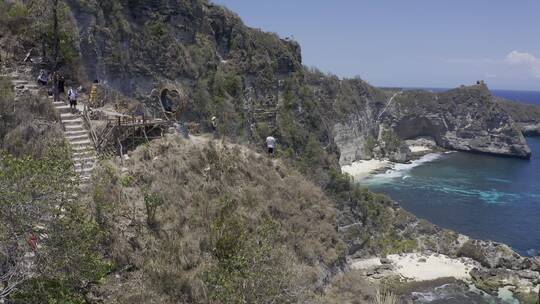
{"left": 144, "top": 191, "right": 164, "bottom": 228}
{"left": 0, "top": 144, "right": 76, "bottom": 299}
{"left": 0, "top": 145, "right": 110, "bottom": 301}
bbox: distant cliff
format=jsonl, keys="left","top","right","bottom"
{"left": 496, "top": 97, "right": 540, "bottom": 137}
{"left": 306, "top": 75, "right": 532, "bottom": 165}
{"left": 383, "top": 85, "right": 531, "bottom": 159}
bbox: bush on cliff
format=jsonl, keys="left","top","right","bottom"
{"left": 0, "top": 146, "right": 111, "bottom": 303}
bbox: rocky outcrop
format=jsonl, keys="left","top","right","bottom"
{"left": 382, "top": 85, "right": 531, "bottom": 159}
{"left": 496, "top": 97, "right": 540, "bottom": 137}
{"left": 457, "top": 240, "right": 526, "bottom": 270}
{"left": 521, "top": 123, "right": 540, "bottom": 136}
{"left": 328, "top": 82, "right": 532, "bottom": 165}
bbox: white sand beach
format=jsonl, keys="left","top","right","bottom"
{"left": 409, "top": 145, "right": 432, "bottom": 153}
{"left": 351, "top": 253, "right": 478, "bottom": 282}
{"left": 341, "top": 159, "right": 390, "bottom": 181}
{"left": 387, "top": 253, "right": 475, "bottom": 281}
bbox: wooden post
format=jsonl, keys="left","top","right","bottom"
{"left": 117, "top": 116, "right": 121, "bottom": 126}
{"left": 117, "top": 138, "right": 123, "bottom": 166}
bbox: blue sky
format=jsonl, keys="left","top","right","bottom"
{"left": 211, "top": 0, "right": 540, "bottom": 90}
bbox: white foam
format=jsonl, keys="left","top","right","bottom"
{"left": 341, "top": 159, "right": 391, "bottom": 181}
{"left": 367, "top": 153, "right": 444, "bottom": 183}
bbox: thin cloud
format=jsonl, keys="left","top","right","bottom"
{"left": 505, "top": 50, "right": 540, "bottom": 78}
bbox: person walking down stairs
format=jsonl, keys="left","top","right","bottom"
{"left": 37, "top": 70, "right": 48, "bottom": 86}
{"left": 266, "top": 135, "right": 276, "bottom": 156}
{"left": 52, "top": 72, "right": 60, "bottom": 102}
{"left": 68, "top": 87, "right": 78, "bottom": 112}
{"left": 58, "top": 74, "right": 65, "bottom": 96}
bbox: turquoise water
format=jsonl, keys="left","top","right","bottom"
{"left": 365, "top": 137, "right": 540, "bottom": 256}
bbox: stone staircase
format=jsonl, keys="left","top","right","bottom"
{"left": 2, "top": 66, "right": 96, "bottom": 186}
{"left": 51, "top": 98, "right": 97, "bottom": 185}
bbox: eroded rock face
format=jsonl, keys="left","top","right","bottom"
{"left": 496, "top": 97, "right": 540, "bottom": 137}
{"left": 332, "top": 84, "right": 531, "bottom": 165}
{"left": 521, "top": 123, "right": 540, "bottom": 136}
{"left": 66, "top": 1, "right": 531, "bottom": 163}
{"left": 383, "top": 85, "right": 531, "bottom": 159}
{"left": 457, "top": 240, "right": 526, "bottom": 270}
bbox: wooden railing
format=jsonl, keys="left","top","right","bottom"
{"left": 82, "top": 104, "right": 99, "bottom": 149}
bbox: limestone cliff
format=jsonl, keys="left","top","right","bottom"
{"left": 496, "top": 97, "right": 540, "bottom": 137}
{"left": 63, "top": 1, "right": 532, "bottom": 164}
{"left": 383, "top": 85, "right": 531, "bottom": 159}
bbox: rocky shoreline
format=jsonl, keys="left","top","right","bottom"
{"left": 338, "top": 149, "right": 540, "bottom": 302}
{"left": 347, "top": 247, "right": 539, "bottom": 303}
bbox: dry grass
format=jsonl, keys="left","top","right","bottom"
{"left": 318, "top": 270, "right": 377, "bottom": 304}
{"left": 372, "top": 289, "right": 399, "bottom": 304}
{"left": 0, "top": 76, "right": 63, "bottom": 158}
{"left": 89, "top": 135, "right": 346, "bottom": 303}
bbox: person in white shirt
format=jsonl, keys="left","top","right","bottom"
{"left": 266, "top": 136, "right": 276, "bottom": 155}
{"left": 68, "top": 87, "right": 78, "bottom": 111}
{"left": 37, "top": 70, "right": 48, "bottom": 86}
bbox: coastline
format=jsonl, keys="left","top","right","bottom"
{"left": 341, "top": 145, "right": 443, "bottom": 183}
{"left": 341, "top": 145, "right": 540, "bottom": 302}
{"left": 350, "top": 252, "right": 539, "bottom": 302}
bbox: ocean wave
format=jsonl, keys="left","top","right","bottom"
{"left": 366, "top": 153, "right": 444, "bottom": 184}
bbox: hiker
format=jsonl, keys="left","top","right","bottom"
{"left": 68, "top": 87, "right": 78, "bottom": 111}
{"left": 52, "top": 72, "right": 60, "bottom": 101}
{"left": 266, "top": 135, "right": 276, "bottom": 155}
{"left": 58, "top": 75, "right": 65, "bottom": 95}
{"left": 211, "top": 116, "right": 218, "bottom": 132}
{"left": 37, "top": 70, "right": 48, "bottom": 86}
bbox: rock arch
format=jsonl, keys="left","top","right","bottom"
{"left": 151, "top": 82, "right": 188, "bottom": 122}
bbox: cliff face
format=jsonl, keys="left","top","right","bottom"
{"left": 384, "top": 85, "right": 531, "bottom": 158}
{"left": 312, "top": 79, "right": 532, "bottom": 165}
{"left": 62, "top": 0, "right": 532, "bottom": 164}
{"left": 496, "top": 98, "right": 540, "bottom": 137}
{"left": 68, "top": 0, "right": 301, "bottom": 94}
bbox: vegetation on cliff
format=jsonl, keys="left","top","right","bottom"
{"left": 1, "top": 0, "right": 538, "bottom": 302}
{"left": 88, "top": 137, "right": 344, "bottom": 303}
{"left": 0, "top": 72, "right": 110, "bottom": 302}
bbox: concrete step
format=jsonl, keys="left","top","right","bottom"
{"left": 71, "top": 145, "right": 94, "bottom": 152}
{"left": 74, "top": 161, "right": 95, "bottom": 170}
{"left": 55, "top": 105, "right": 71, "bottom": 113}
{"left": 62, "top": 117, "right": 83, "bottom": 125}
{"left": 73, "top": 150, "right": 95, "bottom": 158}
{"left": 69, "top": 139, "right": 92, "bottom": 146}
{"left": 65, "top": 130, "right": 88, "bottom": 136}
{"left": 60, "top": 113, "right": 79, "bottom": 120}
{"left": 66, "top": 134, "right": 89, "bottom": 141}
{"left": 65, "top": 125, "right": 85, "bottom": 132}
{"left": 73, "top": 156, "right": 96, "bottom": 164}
{"left": 62, "top": 118, "right": 84, "bottom": 126}
{"left": 12, "top": 80, "right": 29, "bottom": 85}
{"left": 75, "top": 167, "right": 94, "bottom": 175}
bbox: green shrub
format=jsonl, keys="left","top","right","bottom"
{"left": 144, "top": 191, "right": 165, "bottom": 227}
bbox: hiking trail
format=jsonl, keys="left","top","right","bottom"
{"left": 3, "top": 66, "right": 97, "bottom": 187}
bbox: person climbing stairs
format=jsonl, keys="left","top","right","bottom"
{"left": 3, "top": 65, "right": 97, "bottom": 187}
